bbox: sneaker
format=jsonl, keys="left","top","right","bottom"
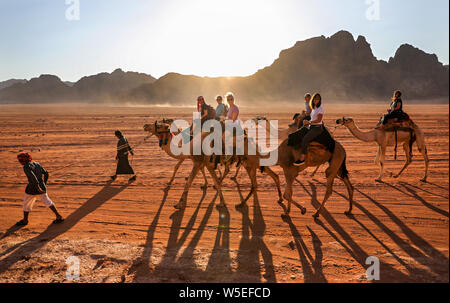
{"left": 110, "top": 175, "right": 117, "bottom": 181}
{"left": 129, "top": 175, "right": 137, "bottom": 182}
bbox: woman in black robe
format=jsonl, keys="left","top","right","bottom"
{"left": 111, "top": 130, "right": 136, "bottom": 182}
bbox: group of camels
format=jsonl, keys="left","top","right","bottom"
{"left": 143, "top": 111, "right": 429, "bottom": 219}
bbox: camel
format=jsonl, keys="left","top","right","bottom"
{"left": 276, "top": 129, "right": 353, "bottom": 219}
{"left": 143, "top": 121, "right": 209, "bottom": 190}
{"left": 143, "top": 121, "right": 225, "bottom": 210}
{"left": 160, "top": 117, "right": 285, "bottom": 204}
{"left": 226, "top": 119, "right": 353, "bottom": 219}
{"left": 335, "top": 117, "right": 429, "bottom": 182}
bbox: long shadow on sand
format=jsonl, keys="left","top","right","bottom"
{"left": 297, "top": 180, "right": 419, "bottom": 282}
{"left": 394, "top": 181, "right": 449, "bottom": 218}
{"left": 0, "top": 181, "right": 130, "bottom": 275}
{"left": 130, "top": 186, "right": 211, "bottom": 282}
{"left": 234, "top": 180, "right": 276, "bottom": 282}
{"left": 278, "top": 202, "right": 327, "bottom": 283}
{"left": 300, "top": 179, "right": 448, "bottom": 282}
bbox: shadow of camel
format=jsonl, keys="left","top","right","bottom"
{"left": 205, "top": 203, "right": 232, "bottom": 280}
{"left": 0, "top": 181, "right": 130, "bottom": 275}
{"left": 234, "top": 179, "right": 276, "bottom": 282}
{"left": 301, "top": 179, "right": 448, "bottom": 282}
{"left": 298, "top": 180, "right": 416, "bottom": 282}
{"left": 130, "top": 186, "right": 210, "bottom": 282}
{"left": 354, "top": 186, "right": 449, "bottom": 280}
{"left": 396, "top": 181, "right": 448, "bottom": 218}
{"left": 279, "top": 201, "right": 327, "bottom": 282}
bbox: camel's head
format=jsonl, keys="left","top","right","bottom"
{"left": 161, "top": 118, "right": 174, "bottom": 125}
{"left": 143, "top": 120, "right": 171, "bottom": 135}
{"left": 336, "top": 117, "right": 354, "bottom": 126}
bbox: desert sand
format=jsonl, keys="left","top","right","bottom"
{"left": 0, "top": 103, "right": 448, "bottom": 283}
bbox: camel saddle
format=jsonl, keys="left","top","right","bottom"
{"left": 288, "top": 126, "right": 336, "bottom": 153}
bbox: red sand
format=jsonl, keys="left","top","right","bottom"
{"left": 0, "top": 104, "right": 448, "bottom": 283}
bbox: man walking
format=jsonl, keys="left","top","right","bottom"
{"left": 16, "top": 153, "right": 64, "bottom": 226}
{"left": 110, "top": 130, "right": 137, "bottom": 182}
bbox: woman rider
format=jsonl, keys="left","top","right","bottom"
{"left": 223, "top": 92, "right": 240, "bottom": 163}
{"left": 294, "top": 93, "right": 324, "bottom": 166}
{"left": 381, "top": 90, "right": 408, "bottom": 125}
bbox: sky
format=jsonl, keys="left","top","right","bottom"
{"left": 0, "top": 0, "right": 448, "bottom": 82}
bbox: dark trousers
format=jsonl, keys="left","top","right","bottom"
{"left": 301, "top": 125, "right": 324, "bottom": 155}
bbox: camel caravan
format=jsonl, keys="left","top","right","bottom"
{"left": 142, "top": 90, "right": 427, "bottom": 219}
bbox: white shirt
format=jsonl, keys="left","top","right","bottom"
{"left": 310, "top": 106, "right": 324, "bottom": 125}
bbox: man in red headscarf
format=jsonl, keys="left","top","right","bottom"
{"left": 16, "top": 153, "right": 64, "bottom": 226}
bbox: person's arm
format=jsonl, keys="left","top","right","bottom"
{"left": 304, "top": 114, "right": 323, "bottom": 125}
{"left": 394, "top": 101, "right": 402, "bottom": 111}
{"left": 202, "top": 109, "right": 208, "bottom": 119}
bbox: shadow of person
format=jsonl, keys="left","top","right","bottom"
{"left": 278, "top": 200, "right": 327, "bottom": 283}
{"left": 354, "top": 186, "right": 449, "bottom": 280}
{"left": 302, "top": 178, "right": 449, "bottom": 282}
{"left": 131, "top": 186, "right": 209, "bottom": 282}
{"left": 397, "top": 182, "right": 449, "bottom": 218}
{"left": 205, "top": 203, "right": 232, "bottom": 280}
{"left": 298, "top": 180, "right": 414, "bottom": 282}
{"left": 1, "top": 224, "right": 25, "bottom": 241}
{"left": 127, "top": 186, "right": 170, "bottom": 281}
{"left": 235, "top": 185, "right": 276, "bottom": 282}
{"left": 0, "top": 181, "right": 130, "bottom": 275}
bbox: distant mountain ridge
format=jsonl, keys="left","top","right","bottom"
{"left": 0, "top": 69, "right": 156, "bottom": 104}
{"left": 0, "top": 31, "right": 448, "bottom": 104}
{"left": 0, "top": 79, "right": 27, "bottom": 90}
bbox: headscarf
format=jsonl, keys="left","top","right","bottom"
{"left": 197, "top": 96, "right": 204, "bottom": 112}
{"left": 17, "top": 153, "right": 32, "bottom": 164}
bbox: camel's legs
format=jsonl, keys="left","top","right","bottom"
{"left": 415, "top": 132, "right": 429, "bottom": 182}
{"left": 375, "top": 144, "right": 387, "bottom": 182}
{"left": 313, "top": 175, "right": 335, "bottom": 219}
{"left": 166, "top": 159, "right": 184, "bottom": 189}
{"left": 219, "top": 161, "right": 231, "bottom": 184}
{"left": 175, "top": 162, "right": 201, "bottom": 209}
{"left": 264, "top": 167, "right": 283, "bottom": 203}
{"left": 282, "top": 166, "right": 306, "bottom": 215}
{"left": 393, "top": 142, "right": 413, "bottom": 179}
{"left": 206, "top": 165, "right": 226, "bottom": 206}
{"left": 342, "top": 175, "right": 354, "bottom": 215}
{"left": 231, "top": 163, "right": 242, "bottom": 180}
{"left": 236, "top": 165, "right": 257, "bottom": 208}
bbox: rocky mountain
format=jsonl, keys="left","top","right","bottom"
{"left": 0, "top": 75, "right": 73, "bottom": 103}
{"left": 0, "top": 69, "right": 156, "bottom": 104}
{"left": 1, "top": 31, "right": 448, "bottom": 104}
{"left": 127, "top": 30, "right": 449, "bottom": 104}
{"left": 0, "top": 79, "right": 27, "bottom": 90}
{"left": 72, "top": 68, "right": 156, "bottom": 102}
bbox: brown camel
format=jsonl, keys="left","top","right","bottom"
{"left": 143, "top": 121, "right": 225, "bottom": 210}
{"left": 229, "top": 119, "right": 353, "bottom": 219}
{"left": 336, "top": 117, "right": 429, "bottom": 182}
{"left": 143, "top": 121, "right": 209, "bottom": 190}
{"left": 276, "top": 132, "right": 354, "bottom": 219}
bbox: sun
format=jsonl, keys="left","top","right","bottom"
{"left": 140, "top": 0, "right": 297, "bottom": 77}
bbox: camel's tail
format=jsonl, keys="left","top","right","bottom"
{"left": 338, "top": 156, "right": 349, "bottom": 179}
